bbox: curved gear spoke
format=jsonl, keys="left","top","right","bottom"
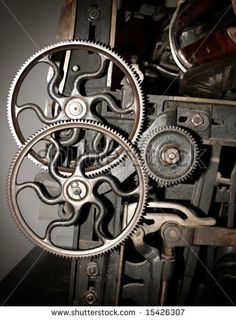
{"left": 16, "top": 182, "right": 63, "bottom": 205}
{"left": 89, "top": 93, "right": 134, "bottom": 114}
{"left": 44, "top": 206, "right": 82, "bottom": 243}
{"left": 16, "top": 103, "right": 60, "bottom": 124}
{"left": 91, "top": 197, "right": 112, "bottom": 242}
{"left": 71, "top": 54, "right": 109, "bottom": 96}
{"left": 93, "top": 175, "right": 139, "bottom": 197}
{"left": 43, "top": 143, "right": 55, "bottom": 163}
{"left": 46, "top": 136, "right": 67, "bottom": 184}
{"left": 92, "top": 132, "right": 104, "bottom": 153}
{"left": 59, "top": 128, "right": 81, "bottom": 147}
{"left": 74, "top": 135, "right": 113, "bottom": 175}
{"left": 40, "top": 57, "right": 66, "bottom": 107}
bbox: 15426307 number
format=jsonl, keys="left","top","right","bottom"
{"left": 146, "top": 308, "right": 185, "bottom": 316}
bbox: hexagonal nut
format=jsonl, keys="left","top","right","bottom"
{"left": 191, "top": 114, "right": 204, "bottom": 127}
{"left": 88, "top": 6, "right": 100, "bottom": 21}
{"left": 84, "top": 290, "right": 97, "bottom": 305}
{"left": 86, "top": 262, "right": 99, "bottom": 276}
{"left": 161, "top": 147, "right": 180, "bottom": 165}
{"left": 161, "top": 223, "right": 182, "bottom": 243}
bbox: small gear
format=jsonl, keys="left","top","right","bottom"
{"left": 7, "top": 120, "right": 148, "bottom": 258}
{"left": 140, "top": 126, "right": 198, "bottom": 187}
{"left": 7, "top": 40, "right": 145, "bottom": 174}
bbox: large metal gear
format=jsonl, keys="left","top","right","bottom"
{"left": 140, "top": 126, "right": 199, "bottom": 187}
{"left": 7, "top": 120, "right": 148, "bottom": 258}
{"left": 7, "top": 40, "right": 145, "bottom": 173}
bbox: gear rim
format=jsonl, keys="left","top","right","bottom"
{"left": 7, "top": 40, "right": 145, "bottom": 174}
{"left": 7, "top": 119, "right": 148, "bottom": 258}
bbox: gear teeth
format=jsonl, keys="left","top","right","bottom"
{"left": 7, "top": 119, "right": 148, "bottom": 259}
{"left": 6, "top": 145, "right": 40, "bottom": 254}
{"left": 140, "top": 125, "right": 199, "bottom": 187}
{"left": 7, "top": 39, "right": 146, "bottom": 174}
{"left": 85, "top": 120, "right": 145, "bottom": 177}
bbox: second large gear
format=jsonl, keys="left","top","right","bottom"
{"left": 7, "top": 40, "right": 145, "bottom": 174}
{"left": 140, "top": 126, "right": 199, "bottom": 187}
{"left": 7, "top": 120, "right": 148, "bottom": 258}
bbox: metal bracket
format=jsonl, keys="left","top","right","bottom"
{"left": 129, "top": 202, "right": 236, "bottom": 249}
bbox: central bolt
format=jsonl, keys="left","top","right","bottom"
{"left": 66, "top": 179, "right": 88, "bottom": 201}
{"left": 71, "top": 181, "right": 81, "bottom": 190}
{"left": 72, "top": 186, "right": 82, "bottom": 196}
{"left": 65, "top": 98, "right": 87, "bottom": 119}
{"left": 68, "top": 102, "right": 83, "bottom": 116}
{"left": 168, "top": 152, "right": 177, "bottom": 160}
{"left": 160, "top": 146, "right": 180, "bottom": 165}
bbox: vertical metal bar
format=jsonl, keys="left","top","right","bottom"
{"left": 107, "top": 0, "right": 118, "bottom": 88}
{"left": 115, "top": 202, "right": 128, "bottom": 305}
{"left": 159, "top": 280, "right": 168, "bottom": 306}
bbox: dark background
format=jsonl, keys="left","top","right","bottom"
{"left": 0, "top": 0, "right": 64, "bottom": 282}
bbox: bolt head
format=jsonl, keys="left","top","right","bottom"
{"left": 161, "top": 146, "right": 180, "bottom": 165}
{"left": 64, "top": 178, "right": 88, "bottom": 202}
{"left": 84, "top": 291, "right": 97, "bottom": 305}
{"left": 162, "top": 224, "right": 182, "bottom": 243}
{"left": 191, "top": 114, "right": 204, "bottom": 127}
{"left": 65, "top": 98, "right": 87, "bottom": 119}
{"left": 72, "top": 187, "right": 82, "bottom": 196}
{"left": 68, "top": 102, "right": 82, "bottom": 116}
{"left": 87, "top": 262, "right": 99, "bottom": 276}
{"left": 88, "top": 7, "right": 100, "bottom": 21}
{"left": 72, "top": 64, "right": 80, "bottom": 72}
{"left": 169, "top": 229, "right": 178, "bottom": 238}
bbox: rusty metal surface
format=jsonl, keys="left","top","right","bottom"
{"left": 193, "top": 226, "right": 236, "bottom": 247}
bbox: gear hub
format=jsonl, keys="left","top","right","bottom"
{"left": 64, "top": 178, "right": 89, "bottom": 202}
{"left": 140, "top": 126, "right": 199, "bottom": 187}
{"left": 64, "top": 98, "right": 87, "bottom": 119}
